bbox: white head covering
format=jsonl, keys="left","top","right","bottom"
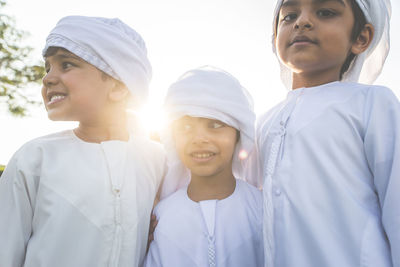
{"left": 160, "top": 66, "right": 255, "bottom": 199}
{"left": 43, "top": 15, "right": 152, "bottom": 106}
{"left": 272, "top": 0, "right": 391, "bottom": 88}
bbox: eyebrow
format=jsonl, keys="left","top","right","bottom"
{"left": 44, "top": 53, "right": 83, "bottom": 69}
{"left": 45, "top": 52, "right": 82, "bottom": 65}
{"left": 281, "top": 0, "right": 345, "bottom": 8}
{"left": 54, "top": 53, "right": 82, "bottom": 61}
{"left": 315, "top": 0, "right": 345, "bottom": 6}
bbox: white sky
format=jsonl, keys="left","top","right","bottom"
{"left": 1, "top": 0, "right": 399, "bottom": 164}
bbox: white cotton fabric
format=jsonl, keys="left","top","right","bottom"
{"left": 254, "top": 82, "right": 400, "bottom": 267}
{"left": 43, "top": 16, "right": 152, "bottom": 105}
{"left": 144, "top": 179, "right": 264, "bottom": 267}
{"left": 272, "top": 0, "right": 391, "bottom": 88}
{"left": 160, "top": 66, "right": 256, "bottom": 199}
{"left": 0, "top": 130, "right": 166, "bottom": 267}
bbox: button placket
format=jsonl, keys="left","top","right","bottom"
{"left": 274, "top": 188, "right": 282, "bottom": 196}
{"left": 262, "top": 89, "right": 303, "bottom": 266}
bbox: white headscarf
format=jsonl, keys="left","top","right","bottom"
{"left": 272, "top": 0, "right": 391, "bottom": 88}
{"left": 160, "top": 66, "right": 255, "bottom": 199}
{"left": 43, "top": 16, "right": 152, "bottom": 106}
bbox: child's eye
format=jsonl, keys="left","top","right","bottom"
{"left": 209, "top": 121, "right": 225, "bottom": 129}
{"left": 282, "top": 13, "right": 297, "bottom": 22}
{"left": 174, "top": 123, "right": 192, "bottom": 133}
{"left": 61, "top": 61, "right": 75, "bottom": 70}
{"left": 317, "top": 9, "right": 336, "bottom": 18}
{"left": 44, "top": 62, "right": 50, "bottom": 73}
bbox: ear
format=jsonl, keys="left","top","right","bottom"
{"left": 108, "top": 81, "right": 129, "bottom": 102}
{"left": 351, "top": 23, "right": 374, "bottom": 55}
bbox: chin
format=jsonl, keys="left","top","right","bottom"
{"left": 47, "top": 113, "right": 62, "bottom": 121}
{"left": 46, "top": 111, "right": 72, "bottom": 121}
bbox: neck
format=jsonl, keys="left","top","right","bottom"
{"left": 187, "top": 169, "right": 236, "bottom": 202}
{"left": 74, "top": 112, "right": 129, "bottom": 143}
{"left": 292, "top": 70, "right": 340, "bottom": 90}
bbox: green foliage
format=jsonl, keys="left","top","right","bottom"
{"left": 0, "top": 0, "right": 45, "bottom": 116}
{"left": 0, "top": 164, "right": 4, "bottom": 177}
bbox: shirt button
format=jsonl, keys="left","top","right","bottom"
{"left": 274, "top": 188, "right": 282, "bottom": 196}
{"left": 280, "top": 121, "right": 285, "bottom": 126}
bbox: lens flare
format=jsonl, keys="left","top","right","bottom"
{"left": 238, "top": 149, "right": 248, "bottom": 160}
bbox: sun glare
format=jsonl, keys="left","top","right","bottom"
{"left": 134, "top": 104, "right": 167, "bottom": 138}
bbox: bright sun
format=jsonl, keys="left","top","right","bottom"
{"left": 134, "top": 104, "right": 167, "bottom": 137}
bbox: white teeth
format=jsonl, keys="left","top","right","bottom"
{"left": 49, "top": 94, "right": 66, "bottom": 102}
{"left": 192, "top": 153, "right": 214, "bottom": 158}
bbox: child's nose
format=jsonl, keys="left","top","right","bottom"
{"left": 294, "top": 12, "right": 313, "bottom": 30}
{"left": 191, "top": 127, "right": 210, "bottom": 144}
{"left": 42, "top": 69, "right": 59, "bottom": 87}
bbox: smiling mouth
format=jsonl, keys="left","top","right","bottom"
{"left": 191, "top": 152, "right": 216, "bottom": 158}
{"left": 47, "top": 93, "right": 67, "bottom": 105}
{"left": 190, "top": 152, "right": 216, "bottom": 162}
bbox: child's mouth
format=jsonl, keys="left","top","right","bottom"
{"left": 190, "top": 152, "right": 216, "bottom": 162}
{"left": 47, "top": 93, "right": 67, "bottom": 105}
{"left": 290, "top": 36, "right": 317, "bottom": 46}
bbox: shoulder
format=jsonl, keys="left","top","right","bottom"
{"left": 235, "top": 179, "right": 263, "bottom": 221}
{"left": 256, "top": 100, "right": 287, "bottom": 140}
{"left": 4, "top": 130, "right": 74, "bottom": 176}
{"left": 129, "top": 136, "right": 166, "bottom": 174}
{"left": 128, "top": 136, "right": 167, "bottom": 188}
{"left": 18, "top": 129, "right": 73, "bottom": 148}
{"left": 154, "top": 188, "right": 187, "bottom": 218}
{"left": 236, "top": 179, "right": 262, "bottom": 205}
{"left": 257, "top": 101, "right": 286, "bottom": 128}
{"left": 363, "top": 84, "right": 399, "bottom": 104}
{"left": 11, "top": 130, "right": 74, "bottom": 161}
{"left": 130, "top": 136, "right": 166, "bottom": 162}
{"left": 335, "top": 82, "right": 397, "bottom": 101}
{"left": 343, "top": 83, "right": 400, "bottom": 114}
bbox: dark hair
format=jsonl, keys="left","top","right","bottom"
{"left": 340, "top": 0, "right": 367, "bottom": 78}
{"left": 236, "top": 129, "right": 240, "bottom": 143}
{"left": 273, "top": 0, "right": 368, "bottom": 79}
{"left": 43, "top": 46, "right": 65, "bottom": 57}
{"left": 44, "top": 46, "right": 112, "bottom": 81}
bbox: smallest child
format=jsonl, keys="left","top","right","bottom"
{"left": 145, "top": 66, "right": 264, "bottom": 266}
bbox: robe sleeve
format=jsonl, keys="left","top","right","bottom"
{"left": 0, "top": 148, "right": 39, "bottom": 267}
{"left": 143, "top": 240, "right": 163, "bottom": 267}
{"left": 363, "top": 86, "right": 400, "bottom": 267}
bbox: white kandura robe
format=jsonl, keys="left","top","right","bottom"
{"left": 144, "top": 179, "right": 264, "bottom": 267}
{"left": 253, "top": 81, "right": 400, "bottom": 267}
{"left": 0, "top": 130, "right": 166, "bottom": 267}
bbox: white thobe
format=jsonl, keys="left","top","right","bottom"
{"left": 255, "top": 82, "right": 400, "bottom": 267}
{"left": 0, "top": 130, "right": 166, "bottom": 267}
{"left": 144, "top": 179, "right": 264, "bottom": 267}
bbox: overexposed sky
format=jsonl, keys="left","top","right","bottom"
{"left": 1, "top": 0, "right": 399, "bottom": 164}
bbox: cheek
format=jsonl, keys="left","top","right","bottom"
{"left": 324, "top": 32, "right": 353, "bottom": 55}
{"left": 224, "top": 140, "right": 237, "bottom": 157}
{"left": 275, "top": 30, "right": 289, "bottom": 59}
{"left": 173, "top": 135, "right": 188, "bottom": 158}
{"left": 219, "top": 134, "right": 238, "bottom": 157}
{"left": 41, "top": 86, "right": 47, "bottom": 101}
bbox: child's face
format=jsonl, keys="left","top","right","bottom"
{"left": 172, "top": 116, "right": 237, "bottom": 179}
{"left": 42, "top": 49, "right": 115, "bottom": 122}
{"left": 275, "top": 0, "right": 358, "bottom": 80}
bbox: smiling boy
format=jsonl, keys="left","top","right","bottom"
{"left": 0, "top": 16, "right": 165, "bottom": 267}
{"left": 145, "top": 67, "right": 263, "bottom": 267}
